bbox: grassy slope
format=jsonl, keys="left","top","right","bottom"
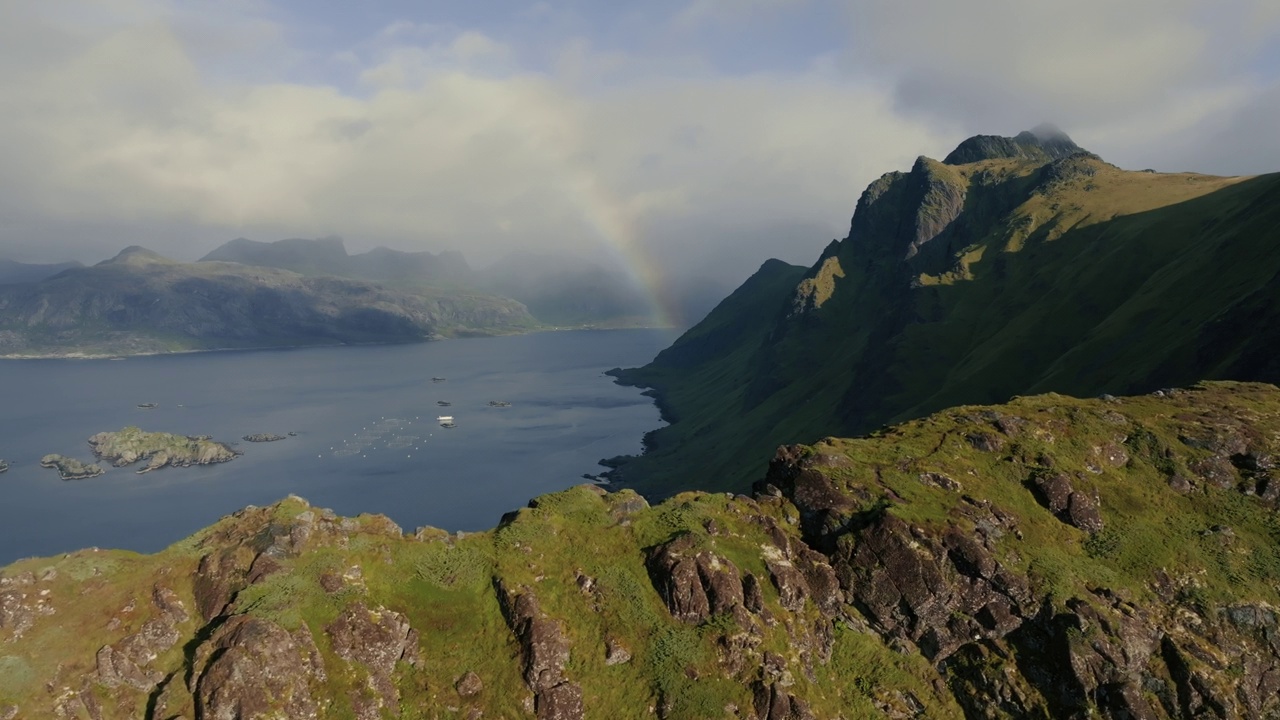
{"left": 814, "top": 381, "right": 1280, "bottom": 610}
{"left": 0, "top": 493, "right": 952, "bottom": 718}
{"left": 609, "top": 259, "right": 810, "bottom": 489}
{"left": 613, "top": 157, "right": 1280, "bottom": 497}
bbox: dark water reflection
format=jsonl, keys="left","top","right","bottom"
{"left": 0, "top": 329, "right": 671, "bottom": 564}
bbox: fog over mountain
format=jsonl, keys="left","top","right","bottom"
{"left": 1, "top": 1, "right": 1276, "bottom": 314}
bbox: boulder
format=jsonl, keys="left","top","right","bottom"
{"left": 326, "top": 602, "right": 421, "bottom": 719}
{"left": 455, "top": 670, "right": 484, "bottom": 698}
{"left": 646, "top": 534, "right": 747, "bottom": 624}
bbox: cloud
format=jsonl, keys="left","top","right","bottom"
{"left": 674, "top": 0, "right": 805, "bottom": 30}
{"left": 835, "top": 0, "right": 1280, "bottom": 172}
{"left": 0, "top": 0, "right": 1276, "bottom": 283}
{"left": 0, "top": 0, "right": 943, "bottom": 276}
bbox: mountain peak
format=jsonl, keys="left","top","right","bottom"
{"left": 98, "top": 246, "right": 173, "bottom": 266}
{"left": 943, "top": 125, "right": 1086, "bottom": 165}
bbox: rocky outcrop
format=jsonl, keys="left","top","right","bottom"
{"left": 190, "top": 615, "right": 326, "bottom": 720}
{"left": 95, "top": 585, "right": 189, "bottom": 691}
{"left": 1029, "top": 470, "right": 1104, "bottom": 532}
{"left": 325, "top": 602, "right": 421, "bottom": 720}
{"left": 752, "top": 680, "right": 816, "bottom": 720}
{"left": 646, "top": 534, "right": 747, "bottom": 624}
{"left": 789, "top": 253, "right": 845, "bottom": 316}
{"left": 495, "top": 580, "right": 583, "bottom": 720}
{"left": 192, "top": 547, "right": 256, "bottom": 622}
{"left": 0, "top": 571, "right": 54, "bottom": 640}
{"left": 761, "top": 385, "right": 1280, "bottom": 717}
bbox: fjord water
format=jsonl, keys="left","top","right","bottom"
{"left": 0, "top": 329, "right": 671, "bottom": 564}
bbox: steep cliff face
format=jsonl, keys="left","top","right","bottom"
{"left": 612, "top": 129, "right": 1280, "bottom": 496}
{"left": 0, "top": 247, "right": 535, "bottom": 357}
{"left": 2, "top": 382, "right": 1279, "bottom": 718}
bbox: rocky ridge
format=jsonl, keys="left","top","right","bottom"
{"left": 3, "top": 383, "right": 1280, "bottom": 717}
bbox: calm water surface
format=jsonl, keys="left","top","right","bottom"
{"left": 0, "top": 329, "right": 671, "bottom": 564}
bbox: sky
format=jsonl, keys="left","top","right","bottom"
{"left": 1, "top": 0, "right": 1278, "bottom": 303}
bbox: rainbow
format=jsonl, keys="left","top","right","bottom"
{"left": 558, "top": 164, "right": 682, "bottom": 330}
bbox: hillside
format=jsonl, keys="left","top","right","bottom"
{"left": 611, "top": 128, "right": 1280, "bottom": 496}
{"left": 0, "top": 247, "right": 535, "bottom": 358}
{"left": 3, "top": 382, "right": 1280, "bottom": 718}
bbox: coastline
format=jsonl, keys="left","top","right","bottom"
{"left": 597, "top": 366, "right": 675, "bottom": 488}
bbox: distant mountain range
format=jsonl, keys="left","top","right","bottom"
{"left": 0, "top": 233, "right": 680, "bottom": 357}
{"left": 0, "top": 259, "right": 83, "bottom": 285}
{"left": 612, "top": 126, "right": 1280, "bottom": 496}
{"left": 0, "top": 246, "right": 534, "bottom": 357}
{"left": 201, "top": 237, "right": 662, "bottom": 328}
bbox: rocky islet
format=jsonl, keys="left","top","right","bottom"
{"left": 38, "top": 455, "right": 104, "bottom": 480}
{"left": 88, "top": 427, "right": 239, "bottom": 474}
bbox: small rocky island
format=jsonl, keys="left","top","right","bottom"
{"left": 243, "top": 433, "right": 286, "bottom": 443}
{"left": 88, "top": 427, "right": 238, "bottom": 474}
{"left": 39, "top": 454, "right": 105, "bottom": 480}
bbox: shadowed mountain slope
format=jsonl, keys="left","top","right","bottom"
{"left": 611, "top": 129, "right": 1280, "bottom": 496}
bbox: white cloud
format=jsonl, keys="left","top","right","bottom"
{"left": 674, "top": 0, "right": 805, "bottom": 30}
{"left": 1, "top": 0, "right": 1276, "bottom": 280}
{"left": 0, "top": 0, "right": 943, "bottom": 273}
{"left": 835, "top": 0, "right": 1280, "bottom": 172}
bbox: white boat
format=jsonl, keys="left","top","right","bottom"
{"left": 436, "top": 415, "right": 454, "bottom": 422}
